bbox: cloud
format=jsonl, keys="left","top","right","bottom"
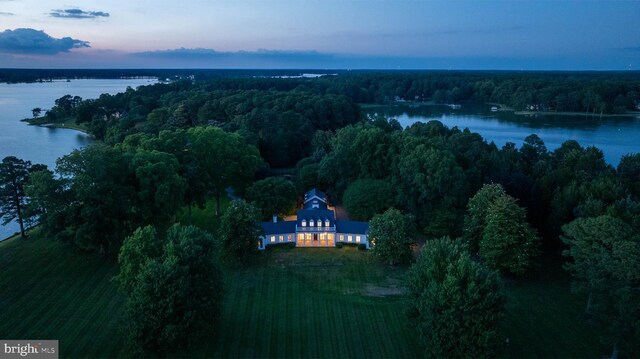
{"left": 131, "top": 48, "right": 341, "bottom": 67}
{"left": 0, "top": 12, "right": 15, "bottom": 16}
{"left": 0, "top": 28, "right": 90, "bottom": 55}
{"left": 50, "top": 8, "right": 109, "bottom": 19}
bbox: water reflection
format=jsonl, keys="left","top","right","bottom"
{"left": 363, "top": 103, "right": 640, "bottom": 165}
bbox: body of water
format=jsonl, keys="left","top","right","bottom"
{"left": 0, "top": 78, "right": 156, "bottom": 239}
{"left": 364, "top": 103, "right": 640, "bottom": 166}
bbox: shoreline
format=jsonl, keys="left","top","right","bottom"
{"left": 361, "top": 101, "right": 640, "bottom": 118}
{"left": 513, "top": 110, "right": 640, "bottom": 118}
{"left": 21, "top": 117, "right": 91, "bottom": 134}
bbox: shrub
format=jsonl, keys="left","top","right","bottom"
{"left": 358, "top": 243, "right": 367, "bottom": 250}
{"left": 336, "top": 242, "right": 344, "bottom": 248}
{"left": 287, "top": 242, "right": 296, "bottom": 249}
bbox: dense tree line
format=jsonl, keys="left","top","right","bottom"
{"left": 35, "top": 71, "right": 639, "bottom": 168}
{"left": 17, "top": 126, "right": 260, "bottom": 255}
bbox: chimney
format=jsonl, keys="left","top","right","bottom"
{"left": 273, "top": 215, "right": 277, "bottom": 223}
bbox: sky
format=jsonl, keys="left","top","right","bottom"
{"left": 0, "top": 0, "right": 639, "bottom": 70}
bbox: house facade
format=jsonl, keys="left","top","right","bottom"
{"left": 259, "top": 188, "right": 370, "bottom": 250}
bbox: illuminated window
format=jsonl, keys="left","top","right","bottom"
{"left": 298, "top": 234, "right": 304, "bottom": 240}
{"left": 320, "top": 233, "right": 326, "bottom": 240}
{"left": 356, "top": 236, "right": 361, "bottom": 243}
{"left": 348, "top": 235, "right": 353, "bottom": 242}
{"left": 328, "top": 234, "right": 334, "bottom": 240}
{"left": 279, "top": 235, "right": 284, "bottom": 242}
{"left": 288, "top": 234, "right": 292, "bottom": 241}
{"left": 310, "top": 219, "right": 314, "bottom": 227}
{"left": 325, "top": 219, "right": 330, "bottom": 227}
{"left": 305, "top": 233, "right": 312, "bottom": 240}
{"left": 340, "top": 235, "right": 344, "bottom": 241}
{"left": 302, "top": 220, "right": 306, "bottom": 227}
{"left": 318, "top": 219, "right": 322, "bottom": 227}
{"left": 270, "top": 236, "right": 275, "bottom": 243}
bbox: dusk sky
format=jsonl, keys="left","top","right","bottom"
{"left": 0, "top": 0, "right": 639, "bottom": 70}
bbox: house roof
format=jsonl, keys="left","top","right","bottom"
{"left": 261, "top": 221, "right": 296, "bottom": 235}
{"left": 296, "top": 209, "right": 335, "bottom": 226}
{"left": 304, "top": 188, "right": 327, "bottom": 202}
{"left": 335, "top": 220, "right": 369, "bottom": 235}
{"left": 304, "top": 188, "right": 328, "bottom": 210}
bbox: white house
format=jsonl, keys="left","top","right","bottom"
{"left": 259, "top": 188, "right": 370, "bottom": 250}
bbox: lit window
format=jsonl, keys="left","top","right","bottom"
{"left": 288, "top": 235, "right": 292, "bottom": 241}
{"left": 318, "top": 219, "right": 323, "bottom": 227}
{"left": 302, "top": 220, "right": 306, "bottom": 227}
{"left": 298, "top": 234, "right": 304, "bottom": 240}
{"left": 328, "top": 234, "right": 334, "bottom": 240}
{"left": 356, "top": 236, "right": 361, "bottom": 243}
{"left": 348, "top": 235, "right": 353, "bottom": 242}
{"left": 310, "top": 219, "right": 314, "bottom": 227}
{"left": 305, "top": 233, "right": 312, "bottom": 240}
{"left": 270, "top": 236, "right": 275, "bottom": 243}
{"left": 340, "top": 235, "right": 344, "bottom": 241}
{"left": 325, "top": 220, "right": 330, "bottom": 227}
{"left": 320, "top": 233, "right": 326, "bottom": 240}
{"left": 279, "top": 235, "right": 284, "bottom": 242}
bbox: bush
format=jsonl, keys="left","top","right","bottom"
{"left": 358, "top": 243, "right": 367, "bottom": 251}
{"left": 287, "top": 242, "right": 296, "bottom": 249}
{"left": 336, "top": 242, "right": 344, "bottom": 248}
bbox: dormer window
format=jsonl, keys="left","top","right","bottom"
{"left": 325, "top": 219, "right": 330, "bottom": 227}
{"left": 302, "top": 220, "right": 307, "bottom": 227}
{"left": 310, "top": 219, "right": 314, "bottom": 227}
{"left": 317, "top": 219, "right": 322, "bottom": 227}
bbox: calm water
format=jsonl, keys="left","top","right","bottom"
{"left": 364, "top": 103, "right": 640, "bottom": 166}
{"left": 0, "top": 78, "right": 156, "bottom": 239}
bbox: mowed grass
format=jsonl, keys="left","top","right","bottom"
{"left": 205, "top": 247, "right": 420, "bottom": 359}
{"left": 178, "top": 197, "right": 230, "bottom": 233}
{"left": 0, "top": 232, "right": 128, "bottom": 358}
{"left": 0, "top": 232, "right": 605, "bottom": 358}
{"left": 0, "top": 234, "right": 419, "bottom": 358}
{"left": 503, "top": 256, "right": 604, "bottom": 358}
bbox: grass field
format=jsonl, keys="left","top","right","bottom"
{"left": 0, "top": 231, "right": 605, "bottom": 358}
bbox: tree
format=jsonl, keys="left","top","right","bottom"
{"left": 0, "top": 156, "right": 43, "bottom": 238}
{"left": 129, "top": 149, "right": 186, "bottom": 228}
{"left": 218, "top": 200, "right": 264, "bottom": 263}
{"left": 31, "top": 107, "right": 42, "bottom": 118}
{"left": 407, "top": 238, "right": 505, "bottom": 358}
{"left": 462, "top": 183, "right": 507, "bottom": 254}
{"left": 56, "top": 144, "right": 137, "bottom": 254}
{"left": 617, "top": 153, "right": 640, "bottom": 197}
{"left": 136, "top": 127, "right": 262, "bottom": 217}
{"left": 114, "top": 226, "right": 162, "bottom": 293}
{"left": 394, "top": 142, "right": 468, "bottom": 237}
{"left": 369, "top": 208, "right": 415, "bottom": 265}
{"left": 24, "top": 168, "right": 69, "bottom": 236}
{"left": 561, "top": 216, "right": 640, "bottom": 358}
{"left": 462, "top": 183, "right": 540, "bottom": 275}
{"left": 480, "top": 195, "right": 541, "bottom": 275}
{"left": 245, "top": 177, "right": 296, "bottom": 220}
{"left": 342, "top": 178, "right": 394, "bottom": 221}
{"left": 116, "top": 224, "right": 223, "bottom": 357}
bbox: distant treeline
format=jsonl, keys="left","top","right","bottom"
{"left": 0, "top": 69, "right": 339, "bottom": 83}
{"left": 190, "top": 71, "right": 640, "bottom": 113}
{"left": 5, "top": 69, "right": 640, "bottom": 115}
{"left": 35, "top": 71, "right": 640, "bottom": 167}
